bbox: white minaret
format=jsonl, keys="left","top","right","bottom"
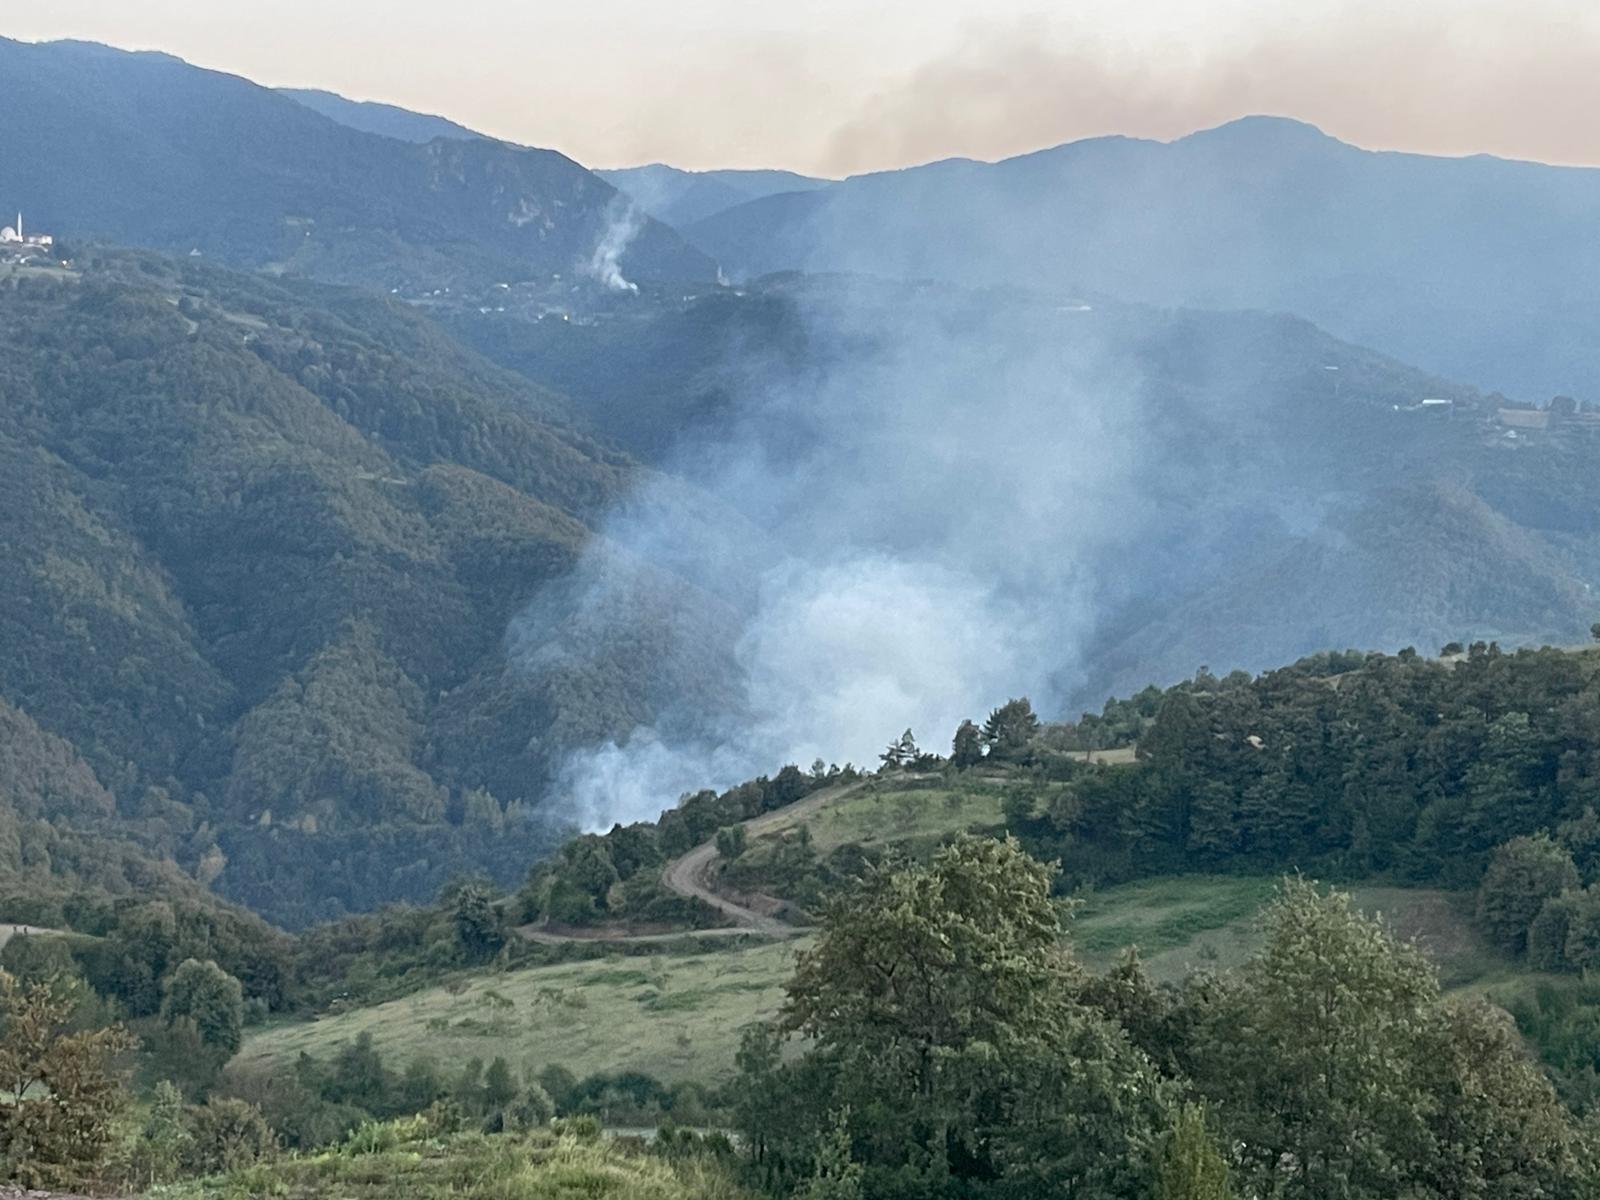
{"left": 14, "top": 214, "right": 20, "bottom": 242}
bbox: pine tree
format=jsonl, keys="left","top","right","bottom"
{"left": 951, "top": 719, "right": 984, "bottom": 768}
{"left": 1154, "top": 1103, "right": 1230, "bottom": 1199}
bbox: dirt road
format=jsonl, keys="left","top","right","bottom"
{"left": 659, "top": 777, "right": 873, "bottom": 935}
{"left": 519, "top": 777, "right": 872, "bottom": 946}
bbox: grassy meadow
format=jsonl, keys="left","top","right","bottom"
{"left": 239, "top": 940, "right": 806, "bottom": 1085}
{"left": 242, "top": 865, "right": 1511, "bottom": 1088}
{"left": 147, "top": 1127, "right": 752, "bottom": 1200}
{"left": 767, "top": 779, "right": 1010, "bottom": 852}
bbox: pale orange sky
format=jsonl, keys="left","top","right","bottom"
{"left": 8, "top": 1, "right": 1600, "bottom": 175}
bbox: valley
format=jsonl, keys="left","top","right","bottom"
{"left": 0, "top": 19, "right": 1599, "bottom": 1199}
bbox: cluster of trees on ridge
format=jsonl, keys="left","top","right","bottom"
{"left": 1000, "top": 643, "right": 1600, "bottom": 891}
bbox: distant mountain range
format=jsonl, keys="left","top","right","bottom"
{"left": 688, "top": 116, "right": 1600, "bottom": 401}
{"left": 596, "top": 164, "right": 831, "bottom": 229}
{"left": 4, "top": 44, "right": 1600, "bottom": 930}
{"left": 0, "top": 38, "right": 714, "bottom": 291}
{"left": 271, "top": 89, "right": 829, "bottom": 229}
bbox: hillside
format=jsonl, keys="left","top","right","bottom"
{"left": 450, "top": 273, "right": 1600, "bottom": 719}
{"left": 599, "top": 164, "right": 831, "bottom": 229}
{"left": 5, "top": 247, "right": 1598, "bottom": 930}
{"left": 0, "top": 249, "right": 742, "bottom": 925}
{"left": 0, "top": 39, "right": 715, "bottom": 293}
{"left": 254, "top": 642, "right": 1600, "bottom": 1095}
{"left": 279, "top": 88, "right": 485, "bottom": 144}
{"left": 689, "top": 116, "right": 1600, "bottom": 399}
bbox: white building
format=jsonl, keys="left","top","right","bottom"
{"left": 1, "top": 213, "right": 54, "bottom": 247}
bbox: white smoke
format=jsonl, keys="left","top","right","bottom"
{"left": 584, "top": 196, "right": 644, "bottom": 292}
{"left": 516, "top": 282, "right": 1146, "bottom": 831}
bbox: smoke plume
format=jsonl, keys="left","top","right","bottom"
{"left": 513, "top": 281, "right": 1152, "bottom": 830}
{"left": 584, "top": 195, "right": 644, "bottom": 292}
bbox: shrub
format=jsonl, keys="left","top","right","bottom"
{"left": 184, "top": 1097, "right": 276, "bottom": 1174}
{"left": 552, "top": 1114, "right": 602, "bottom": 1140}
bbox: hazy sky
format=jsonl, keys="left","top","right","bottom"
{"left": 10, "top": 1, "right": 1600, "bottom": 175}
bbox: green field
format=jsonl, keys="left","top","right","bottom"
{"left": 1072, "top": 875, "right": 1511, "bottom": 988}
{"left": 1072, "top": 875, "right": 1280, "bottom": 978}
{"left": 243, "top": 869, "right": 1513, "bottom": 1088}
{"left": 239, "top": 940, "right": 807, "bottom": 1085}
{"left": 769, "top": 780, "right": 1010, "bottom": 852}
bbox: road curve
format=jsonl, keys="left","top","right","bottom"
{"left": 659, "top": 777, "right": 873, "bottom": 936}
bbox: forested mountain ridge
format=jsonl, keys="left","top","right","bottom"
{"left": 0, "top": 249, "right": 741, "bottom": 926}
{"left": 0, "top": 38, "right": 715, "bottom": 293}
{"left": 5, "top": 243, "right": 1600, "bottom": 929}
{"left": 689, "top": 115, "right": 1600, "bottom": 398}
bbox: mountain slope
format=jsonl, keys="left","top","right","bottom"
{"left": 0, "top": 249, "right": 740, "bottom": 925}
{"left": 599, "top": 164, "right": 831, "bottom": 228}
{"left": 279, "top": 87, "right": 484, "bottom": 144}
{"left": 689, "top": 116, "right": 1600, "bottom": 399}
{"left": 450, "top": 272, "right": 1600, "bottom": 721}
{"left": 0, "top": 39, "right": 715, "bottom": 291}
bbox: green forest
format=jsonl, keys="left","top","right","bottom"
{"left": 0, "top": 249, "right": 746, "bottom": 925}
{"left": 9, "top": 642, "right": 1600, "bottom": 1196}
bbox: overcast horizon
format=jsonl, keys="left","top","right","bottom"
{"left": 9, "top": 1, "right": 1600, "bottom": 176}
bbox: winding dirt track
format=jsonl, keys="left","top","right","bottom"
{"left": 521, "top": 777, "right": 872, "bottom": 946}
{"left": 660, "top": 778, "right": 872, "bottom": 936}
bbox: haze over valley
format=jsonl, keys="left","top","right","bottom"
{"left": 2, "top": 14, "right": 1600, "bottom": 1198}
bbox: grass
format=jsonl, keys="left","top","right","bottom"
{"left": 774, "top": 779, "right": 1011, "bottom": 852}
{"left": 239, "top": 940, "right": 807, "bottom": 1085}
{"left": 1072, "top": 876, "right": 1280, "bottom": 979}
{"left": 147, "top": 1126, "right": 753, "bottom": 1199}
{"left": 1072, "top": 874, "right": 1514, "bottom": 989}
{"left": 243, "top": 865, "right": 1514, "bottom": 1091}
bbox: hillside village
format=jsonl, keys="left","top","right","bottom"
{"left": 0, "top": 209, "right": 66, "bottom": 268}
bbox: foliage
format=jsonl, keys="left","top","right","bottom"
{"left": 520, "top": 764, "right": 852, "bottom": 928}
{"left": 1477, "top": 834, "right": 1580, "bottom": 954}
{"left": 1188, "top": 879, "right": 1439, "bottom": 1198}
{"left": 949, "top": 720, "right": 984, "bottom": 769}
{"left": 0, "top": 971, "right": 136, "bottom": 1187}
{"left": 981, "top": 699, "right": 1041, "bottom": 759}
{"left": 0, "top": 249, "right": 706, "bottom": 926}
{"left": 794, "top": 1109, "right": 863, "bottom": 1200}
{"left": 745, "top": 837, "right": 1173, "bottom": 1199}
{"left": 449, "top": 881, "right": 507, "bottom": 963}
{"left": 162, "top": 958, "right": 246, "bottom": 1060}
{"left": 181, "top": 1096, "right": 277, "bottom": 1174}
{"left": 1023, "top": 645, "right": 1600, "bottom": 896}
{"left": 1152, "top": 1104, "right": 1229, "bottom": 1200}
{"left": 127, "top": 1079, "right": 193, "bottom": 1187}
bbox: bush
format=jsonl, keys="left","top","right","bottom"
{"left": 184, "top": 1097, "right": 277, "bottom": 1174}
{"left": 122, "top": 1079, "right": 191, "bottom": 1187}
{"left": 1477, "top": 835, "right": 1580, "bottom": 956}
{"left": 552, "top": 1114, "right": 602, "bottom": 1140}
{"left": 507, "top": 1082, "right": 556, "bottom": 1130}
{"left": 715, "top": 825, "right": 748, "bottom": 861}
